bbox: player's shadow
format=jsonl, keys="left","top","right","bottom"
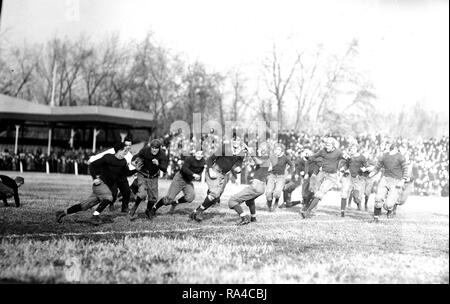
{"left": 317, "top": 206, "right": 371, "bottom": 220}
{"left": 155, "top": 208, "right": 192, "bottom": 216}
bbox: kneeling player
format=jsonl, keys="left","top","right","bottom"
{"left": 150, "top": 150, "right": 206, "bottom": 216}
{"left": 55, "top": 143, "right": 139, "bottom": 225}
{"left": 0, "top": 175, "right": 24, "bottom": 207}
{"left": 227, "top": 143, "right": 270, "bottom": 225}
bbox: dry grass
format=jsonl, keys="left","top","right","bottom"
{"left": 0, "top": 171, "right": 448, "bottom": 283}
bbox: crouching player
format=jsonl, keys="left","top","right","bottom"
{"left": 227, "top": 143, "right": 270, "bottom": 225}
{"left": 190, "top": 140, "right": 245, "bottom": 222}
{"left": 150, "top": 150, "right": 206, "bottom": 216}
{"left": 55, "top": 142, "right": 139, "bottom": 225}
{"left": 368, "top": 142, "right": 409, "bottom": 222}
{"left": 0, "top": 175, "right": 24, "bottom": 207}
{"left": 300, "top": 137, "right": 348, "bottom": 219}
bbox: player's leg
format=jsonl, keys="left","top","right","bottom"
{"left": 56, "top": 188, "right": 99, "bottom": 223}
{"left": 265, "top": 174, "right": 276, "bottom": 211}
{"left": 153, "top": 173, "right": 184, "bottom": 215}
{"left": 281, "top": 180, "right": 295, "bottom": 208}
{"left": 108, "top": 184, "right": 119, "bottom": 212}
{"left": 373, "top": 177, "right": 388, "bottom": 222}
{"left": 384, "top": 178, "right": 401, "bottom": 219}
{"left": 90, "top": 183, "right": 115, "bottom": 225}
{"left": 228, "top": 185, "right": 255, "bottom": 225}
{"left": 0, "top": 183, "right": 14, "bottom": 206}
{"left": 363, "top": 177, "right": 373, "bottom": 211}
{"left": 352, "top": 176, "right": 365, "bottom": 211}
{"left": 172, "top": 181, "right": 195, "bottom": 212}
{"left": 394, "top": 181, "right": 412, "bottom": 215}
{"left": 297, "top": 177, "right": 312, "bottom": 210}
{"left": 248, "top": 181, "right": 265, "bottom": 222}
{"left": 340, "top": 175, "right": 351, "bottom": 217}
{"left": 272, "top": 175, "right": 285, "bottom": 211}
{"left": 190, "top": 172, "right": 225, "bottom": 222}
{"left": 302, "top": 173, "right": 336, "bottom": 219}
{"left": 1, "top": 194, "right": 9, "bottom": 207}
{"left": 129, "top": 174, "right": 148, "bottom": 219}
{"left": 144, "top": 177, "right": 159, "bottom": 219}
{"left": 117, "top": 177, "right": 131, "bottom": 213}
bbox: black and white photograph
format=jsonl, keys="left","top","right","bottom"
{"left": 0, "top": 0, "right": 448, "bottom": 287}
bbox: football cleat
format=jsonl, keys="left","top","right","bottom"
{"left": 169, "top": 203, "right": 177, "bottom": 214}
{"left": 56, "top": 211, "right": 66, "bottom": 223}
{"left": 237, "top": 215, "right": 251, "bottom": 226}
{"left": 87, "top": 215, "right": 102, "bottom": 226}
{"left": 145, "top": 208, "right": 156, "bottom": 219}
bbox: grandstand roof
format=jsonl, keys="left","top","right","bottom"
{"left": 0, "top": 94, "right": 155, "bottom": 129}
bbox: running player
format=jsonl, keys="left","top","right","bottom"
{"left": 300, "top": 137, "right": 348, "bottom": 219}
{"left": 227, "top": 143, "right": 270, "bottom": 225}
{"left": 368, "top": 141, "right": 409, "bottom": 222}
{"left": 189, "top": 140, "right": 245, "bottom": 222}
{"left": 150, "top": 150, "right": 206, "bottom": 216}
{"left": 55, "top": 142, "right": 139, "bottom": 225}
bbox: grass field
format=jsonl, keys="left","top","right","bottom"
{"left": 0, "top": 171, "right": 448, "bottom": 284}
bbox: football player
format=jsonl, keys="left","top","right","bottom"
{"left": 55, "top": 142, "right": 139, "bottom": 225}
{"left": 227, "top": 142, "right": 270, "bottom": 225}
{"left": 340, "top": 144, "right": 369, "bottom": 217}
{"left": 149, "top": 150, "right": 206, "bottom": 216}
{"left": 368, "top": 141, "right": 409, "bottom": 222}
{"left": 265, "top": 143, "right": 294, "bottom": 211}
{"left": 300, "top": 137, "right": 348, "bottom": 219}
{"left": 0, "top": 175, "right": 24, "bottom": 207}
{"left": 189, "top": 140, "right": 245, "bottom": 222}
{"left": 129, "top": 139, "right": 168, "bottom": 220}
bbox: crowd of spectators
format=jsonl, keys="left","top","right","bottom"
{"left": 1, "top": 131, "right": 448, "bottom": 197}
{"left": 0, "top": 147, "right": 92, "bottom": 175}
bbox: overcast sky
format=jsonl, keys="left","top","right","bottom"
{"left": 1, "top": 0, "right": 448, "bottom": 114}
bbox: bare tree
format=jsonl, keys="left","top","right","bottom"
{"left": 262, "top": 44, "right": 301, "bottom": 129}
{"left": 0, "top": 45, "right": 37, "bottom": 98}
{"left": 228, "top": 69, "right": 252, "bottom": 122}
{"left": 80, "top": 36, "right": 122, "bottom": 106}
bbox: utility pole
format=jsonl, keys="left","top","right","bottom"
{"left": 50, "top": 61, "right": 57, "bottom": 106}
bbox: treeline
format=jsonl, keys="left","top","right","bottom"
{"left": 1, "top": 32, "right": 446, "bottom": 138}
